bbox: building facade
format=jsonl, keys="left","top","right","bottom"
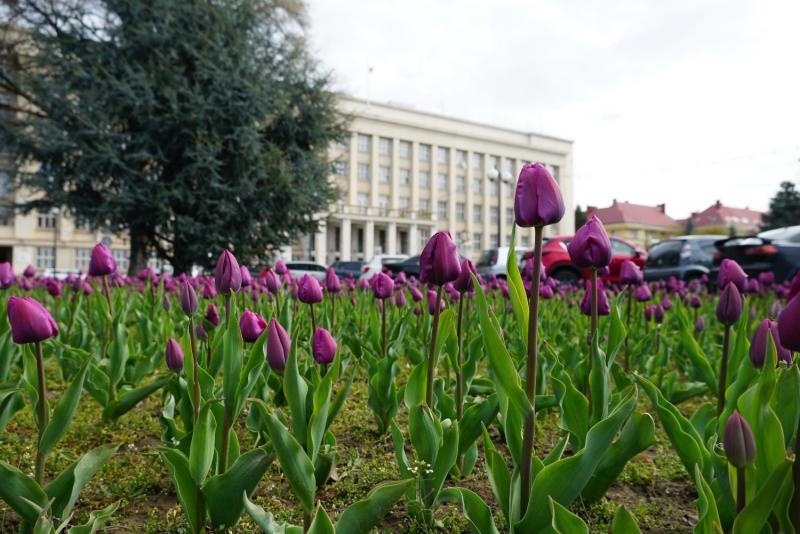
{"left": 689, "top": 201, "right": 763, "bottom": 236}
{"left": 586, "top": 200, "right": 682, "bottom": 248}
{"left": 294, "top": 96, "right": 575, "bottom": 264}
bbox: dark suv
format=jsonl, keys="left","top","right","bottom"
{"left": 712, "top": 226, "right": 800, "bottom": 283}
{"left": 643, "top": 235, "right": 725, "bottom": 282}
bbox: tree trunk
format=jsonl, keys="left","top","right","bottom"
{"left": 128, "top": 226, "right": 150, "bottom": 276}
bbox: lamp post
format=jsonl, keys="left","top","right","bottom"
{"left": 488, "top": 168, "right": 512, "bottom": 247}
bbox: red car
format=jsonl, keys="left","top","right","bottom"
{"left": 539, "top": 235, "right": 646, "bottom": 284}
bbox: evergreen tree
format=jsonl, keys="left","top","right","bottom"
{"left": 574, "top": 205, "right": 587, "bottom": 228}
{"left": 0, "top": 0, "right": 343, "bottom": 273}
{"left": 762, "top": 181, "right": 800, "bottom": 230}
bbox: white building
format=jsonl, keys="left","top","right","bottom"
{"left": 295, "top": 96, "right": 574, "bottom": 264}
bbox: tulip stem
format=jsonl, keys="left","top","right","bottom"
{"left": 101, "top": 275, "right": 113, "bottom": 317}
{"left": 34, "top": 341, "right": 47, "bottom": 484}
{"left": 310, "top": 304, "right": 317, "bottom": 334}
{"left": 188, "top": 316, "right": 200, "bottom": 423}
{"left": 219, "top": 407, "right": 231, "bottom": 473}
{"left": 791, "top": 398, "right": 800, "bottom": 531}
{"left": 717, "top": 325, "right": 731, "bottom": 416}
{"left": 736, "top": 466, "right": 746, "bottom": 514}
{"left": 520, "top": 225, "right": 543, "bottom": 514}
{"left": 585, "top": 268, "right": 598, "bottom": 406}
{"left": 381, "top": 300, "right": 387, "bottom": 359}
{"left": 224, "top": 294, "right": 232, "bottom": 326}
{"left": 455, "top": 295, "right": 465, "bottom": 473}
{"left": 425, "top": 286, "right": 443, "bottom": 408}
{"left": 624, "top": 285, "right": 632, "bottom": 371}
{"left": 330, "top": 295, "right": 336, "bottom": 331}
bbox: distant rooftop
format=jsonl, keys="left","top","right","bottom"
{"left": 690, "top": 200, "right": 763, "bottom": 228}
{"left": 587, "top": 200, "right": 680, "bottom": 228}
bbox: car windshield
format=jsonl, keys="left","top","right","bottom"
{"left": 758, "top": 227, "right": 800, "bottom": 242}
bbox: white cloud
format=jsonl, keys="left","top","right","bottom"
{"left": 308, "top": 0, "right": 800, "bottom": 219}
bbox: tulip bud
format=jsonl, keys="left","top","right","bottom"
{"left": 263, "top": 270, "right": 280, "bottom": 293}
{"left": 453, "top": 259, "right": 478, "bottom": 293}
{"left": 179, "top": 280, "right": 198, "bottom": 316}
{"left": 428, "top": 290, "right": 446, "bottom": 315}
{"left": 619, "top": 260, "right": 643, "bottom": 286}
{"left": 644, "top": 305, "right": 653, "bottom": 322}
{"left": 240, "top": 266, "right": 253, "bottom": 289}
{"left": 777, "top": 293, "right": 800, "bottom": 352}
{"left": 635, "top": 284, "right": 652, "bottom": 302}
{"left": 513, "top": 163, "right": 565, "bottom": 227}
{"left": 409, "top": 285, "right": 423, "bottom": 302}
{"left": 7, "top": 296, "right": 59, "bottom": 344}
{"left": 695, "top": 316, "right": 705, "bottom": 333}
{"left": 716, "top": 282, "right": 743, "bottom": 326}
{"left": 723, "top": 411, "right": 756, "bottom": 468}
{"left": 579, "top": 280, "right": 610, "bottom": 316}
{"left": 395, "top": 272, "right": 407, "bottom": 286}
{"left": 162, "top": 295, "right": 172, "bottom": 311}
{"left": 239, "top": 310, "right": 267, "bottom": 343}
{"left": 274, "top": 260, "right": 288, "bottom": 276}
{"left": 539, "top": 284, "right": 554, "bottom": 299}
{"left": 312, "top": 327, "right": 337, "bottom": 365}
{"left": 689, "top": 295, "right": 701, "bottom": 309}
{"left": 0, "top": 262, "right": 13, "bottom": 289}
{"left": 297, "top": 274, "right": 323, "bottom": 304}
{"left": 23, "top": 265, "right": 36, "bottom": 278}
{"left": 46, "top": 280, "right": 62, "bottom": 298}
{"left": 372, "top": 272, "right": 394, "bottom": 300}
{"left": 88, "top": 243, "right": 117, "bottom": 277}
{"left": 749, "top": 319, "right": 791, "bottom": 368}
{"left": 165, "top": 337, "right": 184, "bottom": 372}
{"left": 654, "top": 304, "right": 665, "bottom": 324}
{"left": 196, "top": 322, "right": 208, "bottom": 341}
{"left": 395, "top": 289, "right": 408, "bottom": 307}
{"left": 325, "top": 268, "right": 342, "bottom": 294}
{"left": 567, "top": 215, "right": 612, "bottom": 269}
{"left": 266, "top": 318, "right": 290, "bottom": 372}
{"left": 202, "top": 281, "right": 217, "bottom": 299}
{"left": 717, "top": 259, "right": 747, "bottom": 292}
{"left": 214, "top": 250, "right": 242, "bottom": 294}
{"left": 788, "top": 272, "right": 800, "bottom": 300}
{"left": 205, "top": 303, "right": 220, "bottom": 328}
{"left": 420, "top": 231, "right": 461, "bottom": 286}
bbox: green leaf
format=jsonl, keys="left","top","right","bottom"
{"left": 189, "top": 402, "right": 217, "bottom": 485}
{"left": 731, "top": 459, "right": 792, "bottom": 534}
{"left": 308, "top": 504, "right": 335, "bottom": 534}
{"left": 552, "top": 370, "right": 589, "bottom": 448}
{"left": 679, "top": 329, "right": 718, "bottom": 394}
{"left": 264, "top": 412, "right": 316, "bottom": 513}
{"left": 232, "top": 330, "right": 268, "bottom": 420}
{"left": 159, "top": 448, "right": 200, "bottom": 533}
{"left": 283, "top": 347, "right": 308, "bottom": 448}
{"left": 203, "top": 448, "right": 272, "bottom": 529}
{"left": 45, "top": 444, "right": 119, "bottom": 521}
{"left": 481, "top": 425, "right": 511, "bottom": 525}
{"left": 67, "top": 502, "right": 119, "bottom": 534}
{"left": 39, "top": 358, "right": 89, "bottom": 458}
{"left": 505, "top": 228, "right": 529, "bottom": 346}
{"left": 611, "top": 505, "right": 641, "bottom": 534}
{"left": 335, "top": 479, "right": 414, "bottom": 534}
{"left": 438, "top": 487, "right": 499, "bottom": 534}
{"left": 107, "top": 319, "right": 129, "bottom": 387}
{"left": 408, "top": 405, "right": 442, "bottom": 467}
{"left": 222, "top": 315, "right": 243, "bottom": 418}
{"left": 0, "top": 461, "right": 48, "bottom": 525}
{"left": 327, "top": 360, "right": 357, "bottom": 428}
{"left": 427, "top": 421, "right": 458, "bottom": 507}
{"left": 693, "top": 464, "right": 723, "bottom": 534}
{"left": 403, "top": 362, "right": 428, "bottom": 409}
{"left": 102, "top": 375, "right": 170, "bottom": 421}
{"left": 545, "top": 496, "right": 588, "bottom": 534}
{"left": 458, "top": 394, "right": 499, "bottom": 455}
{"left": 307, "top": 366, "right": 333, "bottom": 463}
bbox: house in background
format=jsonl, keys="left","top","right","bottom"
{"left": 586, "top": 200, "right": 682, "bottom": 248}
{"left": 688, "top": 201, "right": 763, "bottom": 236}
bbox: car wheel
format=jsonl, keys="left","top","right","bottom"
{"left": 552, "top": 267, "right": 580, "bottom": 284}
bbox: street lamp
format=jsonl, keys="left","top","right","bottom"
{"left": 488, "top": 168, "right": 512, "bottom": 247}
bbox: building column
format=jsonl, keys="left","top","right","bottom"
{"left": 387, "top": 221, "right": 397, "bottom": 255}
{"left": 348, "top": 132, "right": 358, "bottom": 205}
{"left": 370, "top": 134, "right": 379, "bottom": 206}
{"left": 314, "top": 222, "right": 327, "bottom": 265}
{"left": 364, "top": 220, "right": 375, "bottom": 260}
{"left": 340, "top": 218, "right": 352, "bottom": 261}
{"left": 409, "top": 224, "right": 419, "bottom": 255}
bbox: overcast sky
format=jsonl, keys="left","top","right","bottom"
{"left": 307, "top": 0, "right": 800, "bottom": 219}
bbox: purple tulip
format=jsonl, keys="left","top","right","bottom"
{"left": 635, "top": 284, "right": 652, "bottom": 302}
{"left": 7, "top": 296, "right": 59, "bottom": 344}
{"left": 513, "top": 162, "right": 565, "bottom": 227}
{"left": 409, "top": 285, "right": 423, "bottom": 302}
{"left": 240, "top": 266, "right": 253, "bottom": 288}
{"left": 266, "top": 318, "right": 290, "bottom": 372}
{"left": 274, "top": 260, "right": 288, "bottom": 276}
{"left": 689, "top": 295, "right": 702, "bottom": 309}
{"left": 372, "top": 272, "right": 394, "bottom": 300}
{"left": 420, "top": 231, "right": 461, "bottom": 286}
{"left": 579, "top": 280, "right": 610, "bottom": 316}
{"left": 724, "top": 411, "right": 756, "bottom": 468}
{"left": 0, "top": 262, "right": 13, "bottom": 288}
{"left": 179, "top": 280, "right": 198, "bottom": 316}
{"left": 695, "top": 316, "right": 705, "bottom": 333}
{"left": 777, "top": 293, "right": 800, "bottom": 352}
{"left": 312, "top": 327, "right": 337, "bottom": 365}
{"left": 453, "top": 259, "right": 478, "bottom": 293}
{"left": 717, "top": 259, "right": 747, "bottom": 293}
{"left": 162, "top": 295, "right": 172, "bottom": 311}
{"left": 239, "top": 310, "right": 267, "bottom": 342}
{"left": 788, "top": 272, "right": 800, "bottom": 300}
{"left": 619, "top": 260, "right": 643, "bottom": 286}
{"left": 716, "top": 282, "right": 743, "bottom": 326}
{"left": 395, "top": 289, "right": 408, "bottom": 307}
{"left": 45, "top": 280, "right": 62, "bottom": 298}
{"left": 654, "top": 304, "right": 665, "bottom": 324}
{"left": 264, "top": 270, "right": 280, "bottom": 293}
{"left": 758, "top": 271, "right": 774, "bottom": 286}
{"left": 644, "top": 305, "right": 654, "bottom": 322}
{"left": 749, "top": 319, "right": 791, "bottom": 368}
{"left": 567, "top": 215, "right": 612, "bottom": 269}
{"left": 395, "top": 272, "right": 407, "bottom": 285}
{"left": 325, "top": 268, "right": 342, "bottom": 294}
{"left": 165, "top": 337, "right": 184, "bottom": 372}
{"left": 88, "top": 243, "right": 117, "bottom": 277}
{"left": 196, "top": 322, "right": 208, "bottom": 341}
{"left": 661, "top": 297, "right": 672, "bottom": 310}
{"left": 23, "top": 265, "right": 36, "bottom": 278}
{"left": 202, "top": 281, "right": 217, "bottom": 299}
{"left": 297, "top": 274, "right": 323, "bottom": 304}
{"left": 428, "top": 290, "right": 446, "bottom": 315}
{"left": 214, "top": 250, "right": 242, "bottom": 294}
{"left": 205, "top": 303, "right": 220, "bottom": 328}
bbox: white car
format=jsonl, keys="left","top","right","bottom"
{"left": 359, "top": 254, "right": 408, "bottom": 281}
{"left": 285, "top": 261, "right": 328, "bottom": 282}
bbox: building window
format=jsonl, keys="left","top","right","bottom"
{"left": 357, "top": 194, "right": 368, "bottom": 214}
{"left": 37, "top": 209, "right": 56, "bottom": 229}
{"left": 550, "top": 165, "right": 560, "bottom": 180}
{"left": 419, "top": 171, "right": 430, "bottom": 188}
{"left": 456, "top": 150, "right": 466, "bottom": 166}
{"left": 399, "top": 141, "right": 411, "bottom": 159}
{"left": 456, "top": 202, "right": 465, "bottom": 221}
{"left": 419, "top": 198, "right": 430, "bottom": 213}
{"left": 333, "top": 160, "right": 348, "bottom": 176}
{"left": 472, "top": 153, "right": 483, "bottom": 169}
{"left": 456, "top": 176, "right": 465, "bottom": 192}
{"left": 0, "top": 169, "right": 10, "bottom": 197}
{"left": 438, "top": 147, "right": 449, "bottom": 164}
{"left": 74, "top": 248, "right": 91, "bottom": 270}
{"left": 74, "top": 217, "right": 91, "bottom": 231}
{"left": 490, "top": 156, "right": 499, "bottom": 170}
{"left": 113, "top": 249, "right": 129, "bottom": 274}
{"left": 379, "top": 166, "right": 390, "bottom": 183}
{"left": 473, "top": 205, "right": 482, "bottom": 222}
{"left": 358, "top": 163, "right": 370, "bottom": 181}
{"left": 490, "top": 234, "right": 498, "bottom": 246}
{"left": 0, "top": 205, "right": 12, "bottom": 226}
{"left": 437, "top": 201, "right": 447, "bottom": 219}
{"left": 419, "top": 231, "right": 429, "bottom": 251}
{"left": 490, "top": 210, "right": 499, "bottom": 224}
{"left": 473, "top": 233, "right": 482, "bottom": 250}
{"left": 378, "top": 195, "right": 389, "bottom": 209}
{"left": 399, "top": 196, "right": 410, "bottom": 209}
{"left": 506, "top": 208, "right": 514, "bottom": 224}
{"left": 473, "top": 178, "right": 482, "bottom": 194}
{"left": 437, "top": 174, "right": 447, "bottom": 190}
{"left": 379, "top": 137, "right": 391, "bottom": 155}
{"left": 505, "top": 159, "right": 515, "bottom": 174}
{"left": 399, "top": 169, "right": 410, "bottom": 185}
{"left": 419, "top": 144, "right": 430, "bottom": 162}
{"left": 457, "top": 231, "right": 468, "bottom": 246}
{"left": 520, "top": 235, "right": 530, "bottom": 248}
{"left": 357, "top": 134, "right": 370, "bottom": 152}
{"left": 489, "top": 180, "right": 498, "bottom": 195}
{"left": 36, "top": 247, "right": 55, "bottom": 269}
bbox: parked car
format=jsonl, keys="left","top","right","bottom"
{"left": 476, "top": 246, "right": 527, "bottom": 279}
{"left": 384, "top": 254, "right": 468, "bottom": 279}
{"left": 330, "top": 260, "right": 364, "bottom": 279}
{"left": 643, "top": 235, "right": 726, "bottom": 282}
{"left": 541, "top": 235, "right": 646, "bottom": 284}
{"left": 285, "top": 261, "right": 327, "bottom": 282}
{"left": 359, "top": 254, "right": 408, "bottom": 280}
{"left": 712, "top": 226, "right": 800, "bottom": 284}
